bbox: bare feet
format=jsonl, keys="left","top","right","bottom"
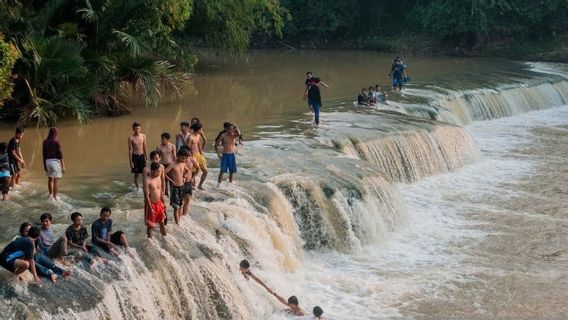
{"left": 198, "top": 186, "right": 205, "bottom": 191}
{"left": 62, "top": 270, "right": 72, "bottom": 278}
{"left": 59, "top": 257, "right": 72, "bottom": 266}
{"left": 50, "top": 274, "right": 58, "bottom": 283}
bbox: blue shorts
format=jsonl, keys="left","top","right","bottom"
{"left": 220, "top": 153, "right": 237, "bottom": 173}
{"left": 392, "top": 76, "right": 404, "bottom": 87}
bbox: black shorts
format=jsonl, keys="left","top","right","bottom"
{"left": 131, "top": 154, "right": 146, "bottom": 174}
{"left": 9, "top": 162, "right": 19, "bottom": 175}
{"left": 110, "top": 231, "right": 124, "bottom": 246}
{"left": 183, "top": 182, "right": 193, "bottom": 195}
{"left": 170, "top": 185, "right": 184, "bottom": 209}
{"left": 0, "top": 258, "right": 16, "bottom": 273}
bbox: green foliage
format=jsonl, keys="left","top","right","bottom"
{"left": 0, "top": 0, "right": 196, "bottom": 125}
{"left": 280, "top": 0, "right": 568, "bottom": 49}
{"left": 187, "top": 0, "right": 288, "bottom": 52}
{"left": 0, "top": 35, "right": 19, "bottom": 107}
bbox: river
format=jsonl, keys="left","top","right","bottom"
{"left": 0, "top": 51, "right": 567, "bottom": 319}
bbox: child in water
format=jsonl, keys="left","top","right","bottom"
{"left": 0, "top": 142, "right": 11, "bottom": 201}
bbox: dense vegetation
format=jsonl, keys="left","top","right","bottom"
{"left": 280, "top": 0, "right": 568, "bottom": 52}
{"left": 0, "top": 0, "right": 285, "bottom": 125}
{"left": 1, "top": 0, "right": 567, "bottom": 125}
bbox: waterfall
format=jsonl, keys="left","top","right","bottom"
{"left": 2, "top": 62, "right": 565, "bottom": 319}
{"left": 334, "top": 126, "right": 478, "bottom": 183}
{"left": 430, "top": 80, "right": 568, "bottom": 125}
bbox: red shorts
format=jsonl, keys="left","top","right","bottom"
{"left": 146, "top": 201, "right": 165, "bottom": 227}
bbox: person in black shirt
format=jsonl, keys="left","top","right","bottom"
{"left": 389, "top": 58, "right": 406, "bottom": 93}
{"left": 8, "top": 127, "right": 25, "bottom": 188}
{"left": 358, "top": 88, "right": 370, "bottom": 106}
{"left": 303, "top": 72, "right": 328, "bottom": 125}
{"left": 0, "top": 226, "right": 41, "bottom": 285}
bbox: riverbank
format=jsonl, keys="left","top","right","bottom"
{"left": 261, "top": 33, "right": 568, "bottom": 63}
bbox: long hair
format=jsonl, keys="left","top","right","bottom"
{"left": 46, "top": 127, "right": 58, "bottom": 140}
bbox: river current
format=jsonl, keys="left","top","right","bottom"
{"left": 0, "top": 51, "right": 567, "bottom": 319}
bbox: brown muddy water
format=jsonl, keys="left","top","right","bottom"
{"left": 0, "top": 51, "right": 567, "bottom": 319}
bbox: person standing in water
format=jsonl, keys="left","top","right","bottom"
{"left": 303, "top": 73, "right": 328, "bottom": 126}
{"left": 165, "top": 150, "right": 190, "bottom": 224}
{"left": 188, "top": 122, "right": 208, "bottom": 190}
{"left": 157, "top": 132, "right": 176, "bottom": 195}
{"left": 128, "top": 122, "right": 147, "bottom": 189}
{"left": 144, "top": 163, "right": 167, "bottom": 238}
{"left": 307, "top": 77, "right": 322, "bottom": 125}
{"left": 42, "top": 127, "right": 65, "bottom": 200}
{"left": 389, "top": 58, "right": 406, "bottom": 93}
{"left": 8, "top": 127, "right": 25, "bottom": 189}
{"left": 216, "top": 123, "right": 241, "bottom": 185}
{"left": 175, "top": 121, "right": 191, "bottom": 151}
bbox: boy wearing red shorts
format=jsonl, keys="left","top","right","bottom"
{"left": 144, "top": 163, "right": 167, "bottom": 238}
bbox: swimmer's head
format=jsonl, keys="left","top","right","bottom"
{"left": 287, "top": 296, "right": 300, "bottom": 310}
{"left": 132, "top": 122, "right": 141, "bottom": 133}
{"left": 239, "top": 259, "right": 250, "bottom": 274}
{"left": 313, "top": 306, "right": 323, "bottom": 318}
{"left": 161, "top": 132, "right": 171, "bottom": 142}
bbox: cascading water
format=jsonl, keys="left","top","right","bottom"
{"left": 1, "top": 59, "right": 566, "bottom": 319}
{"left": 428, "top": 80, "right": 568, "bottom": 125}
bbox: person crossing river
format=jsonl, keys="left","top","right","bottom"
{"left": 303, "top": 71, "right": 329, "bottom": 126}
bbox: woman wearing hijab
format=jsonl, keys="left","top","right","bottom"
{"left": 42, "top": 127, "right": 65, "bottom": 200}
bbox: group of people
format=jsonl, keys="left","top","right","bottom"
{"left": 127, "top": 118, "right": 242, "bottom": 238}
{"left": 357, "top": 85, "right": 389, "bottom": 107}
{"left": 0, "top": 207, "right": 129, "bottom": 285}
{"left": 0, "top": 127, "right": 65, "bottom": 202}
{"left": 354, "top": 57, "right": 410, "bottom": 107}
{"left": 239, "top": 259, "right": 325, "bottom": 319}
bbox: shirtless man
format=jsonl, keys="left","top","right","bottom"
{"left": 143, "top": 151, "right": 166, "bottom": 194}
{"left": 179, "top": 146, "right": 199, "bottom": 217}
{"left": 216, "top": 123, "right": 241, "bottom": 185}
{"left": 158, "top": 132, "right": 176, "bottom": 195}
{"left": 128, "top": 122, "right": 147, "bottom": 188}
{"left": 188, "top": 122, "right": 208, "bottom": 190}
{"left": 190, "top": 118, "right": 208, "bottom": 150}
{"left": 267, "top": 292, "right": 306, "bottom": 316}
{"left": 144, "top": 163, "right": 167, "bottom": 238}
{"left": 143, "top": 151, "right": 167, "bottom": 222}
{"left": 165, "top": 150, "right": 190, "bottom": 224}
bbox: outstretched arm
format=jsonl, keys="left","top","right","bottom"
{"left": 248, "top": 272, "right": 271, "bottom": 292}
{"left": 319, "top": 81, "right": 329, "bottom": 88}
{"left": 270, "top": 291, "right": 289, "bottom": 307}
